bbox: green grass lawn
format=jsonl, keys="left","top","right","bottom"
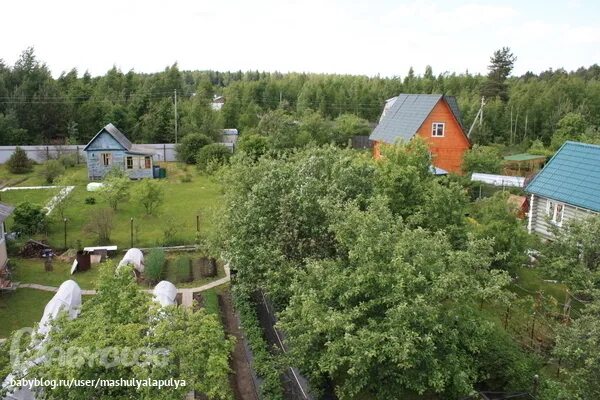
{"left": 201, "top": 288, "right": 219, "bottom": 315}
{"left": 0, "top": 289, "right": 54, "bottom": 338}
{"left": 10, "top": 258, "right": 101, "bottom": 290}
{"left": 5, "top": 163, "right": 223, "bottom": 249}
{"left": 1, "top": 188, "right": 59, "bottom": 208}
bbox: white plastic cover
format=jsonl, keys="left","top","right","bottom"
{"left": 152, "top": 281, "right": 177, "bottom": 307}
{"left": 86, "top": 182, "right": 104, "bottom": 192}
{"left": 117, "top": 248, "right": 144, "bottom": 274}
{"left": 3, "top": 281, "right": 82, "bottom": 400}
{"left": 37, "top": 280, "right": 82, "bottom": 337}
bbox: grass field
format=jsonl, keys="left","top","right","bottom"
{"left": 4, "top": 163, "right": 223, "bottom": 249}
{"left": 0, "top": 289, "right": 55, "bottom": 338}
{"left": 10, "top": 258, "right": 101, "bottom": 290}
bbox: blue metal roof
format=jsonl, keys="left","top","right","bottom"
{"left": 525, "top": 141, "right": 600, "bottom": 212}
{"left": 369, "top": 94, "right": 464, "bottom": 144}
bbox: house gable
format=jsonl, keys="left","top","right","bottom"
{"left": 415, "top": 98, "right": 470, "bottom": 174}
{"left": 85, "top": 130, "right": 127, "bottom": 152}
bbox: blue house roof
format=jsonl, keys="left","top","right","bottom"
{"left": 525, "top": 141, "right": 600, "bottom": 212}
{"left": 369, "top": 94, "right": 464, "bottom": 144}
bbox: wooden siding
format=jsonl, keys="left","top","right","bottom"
{"left": 416, "top": 99, "right": 470, "bottom": 174}
{"left": 529, "top": 194, "right": 597, "bottom": 240}
{"left": 85, "top": 131, "right": 154, "bottom": 180}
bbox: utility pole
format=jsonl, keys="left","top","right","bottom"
{"left": 174, "top": 89, "right": 178, "bottom": 144}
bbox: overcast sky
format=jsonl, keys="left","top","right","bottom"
{"left": 2, "top": 0, "right": 599, "bottom": 78}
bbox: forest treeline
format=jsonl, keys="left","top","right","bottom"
{"left": 1, "top": 47, "right": 599, "bottom": 146}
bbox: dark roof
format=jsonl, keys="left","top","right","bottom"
{"left": 525, "top": 141, "right": 600, "bottom": 212}
{"left": 369, "top": 94, "right": 464, "bottom": 144}
{"left": 0, "top": 203, "right": 14, "bottom": 222}
{"left": 83, "top": 123, "right": 132, "bottom": 151}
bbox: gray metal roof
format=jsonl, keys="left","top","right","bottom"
{"left": 83, "top": 123, "right": 132, "bottom": 151}
{"left": 0, "top": 202, "right": 15, "bottom": 222}
{"left": 369, "top": 94, "right": 464, "bottom": 144}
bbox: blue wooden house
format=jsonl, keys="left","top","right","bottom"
{"left": 84, "top": 123, "right": 155, "bottom": 180}
{"left": 525, "top": 141, "right": 600, "bottom": 239}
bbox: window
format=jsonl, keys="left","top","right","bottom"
{"left": 432, "top": 122, "right": 445, "bottom": 137}
{"left": 546, "top": 200, "right": 565, "bottom": 226}
{"left": 144, "top": 156, "right": 151, "bottom": 169}
{"left": 126, "top": 156, "right": 133, "bottom": 169}
{"left": 102, "top": 153, "right": 112, "bottom": 166}
{"left": 546, "top": 200, "right": 554, "bottom": 218}
{"left": 554, "top": 203, "right": 564, "bottom": 225}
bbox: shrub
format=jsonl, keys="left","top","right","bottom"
{"left": 236, "top": 134, "right": 269, "bottom": 160}
{"left": 176, "top": 133, "right": 213, "bottom": 164}
{"left": 196, "top": 143, "right": 231, "bottom": 172}
{"left": 463, "top": 145, "right": 503, "bottom": 175}
{"left": 84, "top": 208, "right": 114, "bottom": 244}
{"left": 13, "top": 202, "right": 46, "bottom": 235}
{"left": 41, "top": 159, "right": 65, "bottom": 183}
{"left": 145, "top": 248, "right": 166, "bottom": 283}
{"left": 133, "top": 179, "right": 164, "bottom": 215}
{"left": 7, "top": 147, "right": 33, "bottom": 174}
{"left": 175, "top": 256, "right": 191, "bottom": 283}
{"left": 59, "top": 153, "right": 77, "bottom": 168}
{"left": 84, "top": 197, "right": 96, "bottom": 205}
{"left": 180, "top": 173, "right": 192, "bottom": 183}
{"left": 99, "top": 176, "right": 130, "bottom": 211}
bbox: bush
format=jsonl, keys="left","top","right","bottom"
{"left": 196, "top": 143, "right": 231, "bottom": 172}
{"left": 175, "top": 256, "right": 191, "bottom": 283}
{"left": 463, "top": 145, "right": 503, "bottom": 175}
{"left": 7, "top": 147, "right": 33, "bottom": 174}
{"left": 13, "top": 202, "right": 46, "bottom": 235}
{"left": 59, "top": 153, "right": 77, "bottom": 168}
{"left": 133, "top": 179, "right": 164, "bottom": 215}
{"left": 236, "top": 134, "right": 269, "bottom": 160}
{"left": 41, "top": 159, "right": 65, "bottom": 183}
{"left": 84, "top": 197, "right": 96, "bottom": 205}
{"left": 145, "top": 249, "right": 166, "bottom": 283}
{"left": 176, "top": 133, "right": 213, "bottom": 164}
{"left": 83, "top": 208, "right": 114, "bottom": 244}
{"left": 180, "top": 173, "right": 192, "bottom": 183}
{"left": 99, "top": 176, "right": 130, "bottom": 211}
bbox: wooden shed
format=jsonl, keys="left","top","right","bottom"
{"left": 84, "top": 123, "right": 155, "bottom": 180}
{"left": 503, "top": 153, "right": 546, "bottom": 177}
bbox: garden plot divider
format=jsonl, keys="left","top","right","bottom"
{"left": 253, "top": 290, "right": 315, "bottom": 400}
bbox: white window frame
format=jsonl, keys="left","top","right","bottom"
{"left": 546, "top": 199, "right": 565, "bottom": 226}
{"left": 432, "top": 122, "right": 445, "bottom": 137}
{"left": 126, "top": 156, "right": 133, "bottom": 170}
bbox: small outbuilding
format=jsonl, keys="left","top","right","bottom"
{"left": 84, "top": 123, "right": 155, "bottom": 180}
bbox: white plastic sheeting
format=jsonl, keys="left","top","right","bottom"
{"left": 2, "top": 281, "right": 82, "bottom": 400}
{"left": 37, "top": 280, "right": 82, "bottom": 337}
{"left": 152, "top": 281, "right": 177, "bottom": 307}
{"left": 471, "top": 173, "right": 525, "bottom": 188}
{"left": 117, "top": 248, "right": 144, "bottom": 274}
{"left": 86, "top": 182, "right": 104, "bottom": 192}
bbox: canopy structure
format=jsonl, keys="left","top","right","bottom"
{"left": 117, "top": 248, "right": 144, "bottom": 274}
{"left": 37, "top": 280, "right": 82, "bottom": 337}
{"left": 152, "top": 281, "right": 177, "bottom": 307}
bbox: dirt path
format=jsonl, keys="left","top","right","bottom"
{"left": 219, "top": 291, "right": 260, "bottom": 400}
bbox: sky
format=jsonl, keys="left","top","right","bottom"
{"left": 2, "top": 0, "right": 600, "bottom": 78}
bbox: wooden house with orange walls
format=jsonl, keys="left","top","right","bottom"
{"left": 369, "top": 94, "right": 470, "bottom": 174}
